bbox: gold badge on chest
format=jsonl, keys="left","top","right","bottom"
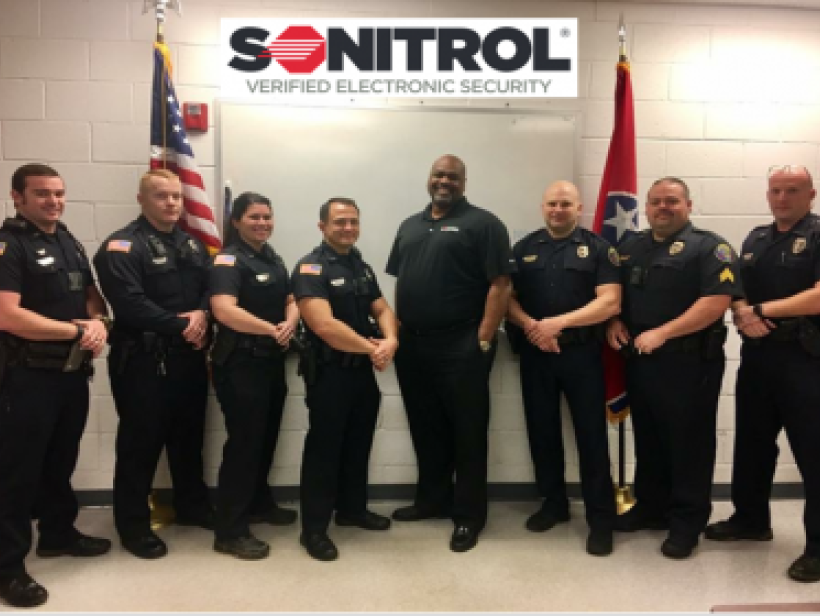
{"left": 669, "top": 241, "right": 685, "bottom": 255}
{"left": 793, "top": 238, "right": 807, "bottom": 254}
{"left": 577, "top": 245, "right": 589, "bottom": 258}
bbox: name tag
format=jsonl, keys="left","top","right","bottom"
{"left": 331, "top": 278, "right": 345, "bottom": 286}
{"left": 37, "top": 256, "right": 55, "bottom": 266}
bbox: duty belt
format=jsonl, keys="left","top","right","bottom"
{"left": 235, "top": 334, "right": 285, "bottom": 356}
{"left": 402, "top": 319, "right": 478, "bottom": 337}
{"left": 5, "top": 338, "right": 92, "bottom": 373}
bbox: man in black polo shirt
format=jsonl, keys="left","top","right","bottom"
{"left": 387, "top": 154, "right": 516, "bottom": 553}
{"left": 606, "top": 177, "right": 741, "bottom": 560}
{"left": 705, "top": 165, "right": 820, "bottom": 583}
{"left": 507, "top": 180, "right": 620, "bottom": 556}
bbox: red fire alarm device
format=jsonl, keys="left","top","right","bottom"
{"left": 182, "top": 102, "right": 208, "bottom": 132}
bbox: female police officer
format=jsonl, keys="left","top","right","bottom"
{"left": 209, "top": 192, "right": 299, "bottom": 559}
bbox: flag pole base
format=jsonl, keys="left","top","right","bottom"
{"left": 149, "top": 491, "right": 175, "bottom": 531}
{"left": 615, "top": 485, "right": 636, "bottom": 515}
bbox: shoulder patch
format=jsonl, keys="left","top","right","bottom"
{"left": 608, "top": 247, "right": 619, "bottom": 266}
{"left": 714, "top": 243, "right": 734, "bottom": 263}
{"left": 300, "top": 263, "right": 322, "bottom": 275}
{"left": 719, "top": 268, "right": 735, "bottom": 284}
{"left": 214, "top": 254, "right": 236, "bottom": 266}
{"left": 107, "top": 239, "right": 132, "bottom": 253}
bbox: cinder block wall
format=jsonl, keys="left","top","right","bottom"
{"left": 1, "top": 0, "right": 812, "bottom": 493}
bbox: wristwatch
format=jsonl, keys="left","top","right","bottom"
{"left": 73, "top": 323, "right": 86, "bottom": 342}
{"left": 479, "top": 340, "right": 492, "bottom": 352}
{"left": 752, "top": 304, "right": 765, "bottom": 319}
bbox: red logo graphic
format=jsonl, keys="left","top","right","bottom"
{"left": 259, "top": 26, "right": 326, "bottom": 74}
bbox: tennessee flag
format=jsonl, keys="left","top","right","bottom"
{"left": 593, "top": 60, "right": 638, "bottom": 423}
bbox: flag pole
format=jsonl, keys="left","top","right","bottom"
{"left": 146, "top": 0, "right": 184, "bottom": 531}
{"left": 615, "top": 14, "right": 636, "bottom": 515}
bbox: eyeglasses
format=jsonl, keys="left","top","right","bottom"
{"left": 767, "top": 164, "right": 811, "bottom": 178}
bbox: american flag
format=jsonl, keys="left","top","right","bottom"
{"left": 150, "top": 42, "right": 221, "bottom": 253}
{"left": 593, "top": 59, "right": 638, "bottom": 423}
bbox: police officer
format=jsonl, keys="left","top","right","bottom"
{"left": 209, "top": 192, "right": 299, "bottom": 560}
{"left": 292, "top": 197, "right": 398, "bottom": 562}
{"left": 387, "top": 154, "right": 516, "bottom": 553}
{"left": 606, "top": 177, "right": 741, "bottom": 559}
{"left": 507, "top": 181, "right": 620, "bottom": 556}
{"left": 706, "top": 165, "right": 820, "bottom": 582}
{"left": 93, "top": 169, "right": 213, "bottom": 559}
{"left": 0, "top": 163, "right": 111, "bottom": 608}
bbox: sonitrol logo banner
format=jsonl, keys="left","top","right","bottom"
{"left": 221, "top": 18, "right": 577, "bottom": 98}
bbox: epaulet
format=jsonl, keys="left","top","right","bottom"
{"left": 0, "top": 217, "right": 29, "bottom": 234}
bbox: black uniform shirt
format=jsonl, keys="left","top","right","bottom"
{"left": 738, "top": 213, "right": 820, "bottom": 326}
{"left": 93, "top": 215, "right": 210, "bottom": 336}
{"left": 292, "top": 242, "right": 382, "bottom": 341}
{"left": 618, "top": 222, "right": 742, "bottom": 333}
{"left": 512, "top": 226, "right": 620, "bottom": 319}
{"left": 386, "top": 197, "right": 516, "bottom": 330}
{"left": 209, "top": 239, "right": 291, "bottom": 325}
{"left": 0, "top": 215, "right": 93, "bottom": 323}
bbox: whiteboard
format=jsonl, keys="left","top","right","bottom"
{"left": 217, "top": 103, "right": 579, "bottom": 294}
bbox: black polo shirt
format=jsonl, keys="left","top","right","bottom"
{"left": 0, "top": 215, "right": 93, "bottom": 323}
{"left": 739, "top": 213, "right": 820, "bottom": 327}
{"left": 386, "top": 197, "right": 516, "bottom": 331}
{"left": 292, "top": 242, "right": 382, "bottom": 342}
{"left": 93, "top": 215, "right": 210, "bottom": 336}
{"left": 209, "top": 239, "right": 291, "bottom": 326}
{"left": 618, "top": 222, "right": 742, "bottom": 333}
{"left": 512, "top": 226, "right": 620, "bottom": 319}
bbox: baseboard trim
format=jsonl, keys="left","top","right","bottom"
{"left": 76, "top": 482, "right": 805, "bottom": 507}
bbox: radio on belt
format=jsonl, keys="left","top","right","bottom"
{"left": 182, "top": 102, "right": 208, "bottom": 132}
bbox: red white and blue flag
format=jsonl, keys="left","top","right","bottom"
{"left": 593, "top": 60, "right": 638, "bottom": 423}
{"left": 150, "top": 43, "right": 221, "bottom": 254}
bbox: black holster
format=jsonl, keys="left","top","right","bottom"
{"left": 295, "top": 338, "right": 317, "bottom": 387}
{"left": 701, "top": 324, "right": 728, "bottom": 360}
{"left": 798, "top": 318, "right": 820, "bottom": 358}
{"left": 210, "top": 329, "right": 238, "bottom": 366}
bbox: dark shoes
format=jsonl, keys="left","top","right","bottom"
{"left": 586, "top": 529, "right": 614, "bottom": 557}
{"left": 614, "top": 506, "right": 668, "bottom": 532}
{"left": 214, "top": 535, "right": 270, "bottom": 560}
{"left": 300, "top": 532, "right": 339, "bottom": 562}
{"left": 121, "top": 532, "right": 168, "bottom": 559}
{"left": 392, "top": 505, "right": 449, "bottom": 522}
{"left": 175, "top": 509, "right": 216, "bottom": 531}
{"left": 704, "top": 519, "right": 774, "bottom": 542}
{"left": 450, "top": 525, "right": 479, "bottom": 553}
{"left": 335, "top": 510, "right": 391, "bottom": 531}
{"left": 36, "top": 532, "right": 112, "bottom": 558}
{"left": 248, "top": 504, "right": 298, "bottom": 526}
{"left": 526, "top": 508, "right": 570, "bottom": 533}
{"left": 661, "top": 535, "right": 697, "bottom": 560}
{"left": 788, "top": 554, "right": 820, "bottom": 583}
{"left": 0, "top": 573, "right": 48, "bottom": 608}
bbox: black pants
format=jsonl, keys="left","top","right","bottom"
{"left": 625, "top": 351, "right": 724, "bottom": 542}
{"left": 732, "top": 341, "right": 820, "bottom": 556}
{"left": 300, "top": 360, "right": 380, "bottom": 533}
{"left": 395, "top": 324, "right": 495, "bottom": 531}
{"left": 213, "top": 351, "right": 287, "bottom": 541}
{"left": 0, "top": 368, "right": 89, "bottom": 577}
{"left": 520, "top": 341, "right": 616, "bottom": 530}
{"left": 108, "top": 347, "right": 211, "bottom": 538}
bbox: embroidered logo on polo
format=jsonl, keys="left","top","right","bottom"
{"left": 714, "top": 244, "right": 734, "bottom": 263}
{"left": 214, "top": 254, "right": 237, "bottom": 266}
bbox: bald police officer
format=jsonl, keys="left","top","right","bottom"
{"left": 387, "top": 155, "right": 515, "bottom": 552}
{"left": 0, "top": 164, "right": 111, "bottom": 609}
{"left": 706, "top": 165, "right": 820, "bottom": 583}
{"left": 606, "top": 177, "right": 740, "bottom": 559}
{"left": 507, "top": 181, "right": 620, "bottom": 556}
{"left": 94, "top": 169, "right": 213, "bottom": 560}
